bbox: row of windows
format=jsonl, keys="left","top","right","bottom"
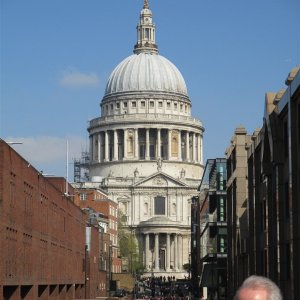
{"left": 109, "top": 219, "right": 118, "bottom": 231}
{"left": 109, "top": 206, "right": 117, "bottom": 217}
{"left": 103, "top": 101, "right": 189, "bottom": 113}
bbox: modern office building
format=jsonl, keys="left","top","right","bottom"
{"left": 81, "top": 0, "right": 204, "bottom": 278}
{"left": 195, "top": 158, "right": 227, "bottom": 300}
{"left": 247, "top": 67, "right": 300, "bottom": 299}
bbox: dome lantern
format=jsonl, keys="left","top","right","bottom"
{"left": 134, "top": 0, "right": 158, "bottom": 54}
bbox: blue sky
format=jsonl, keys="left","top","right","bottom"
{"left": 1, "top": 0, "right": 299, "bottom": 179}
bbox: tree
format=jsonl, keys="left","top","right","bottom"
{"left": 118, "top": 210, "right": 143, "bottom": 274}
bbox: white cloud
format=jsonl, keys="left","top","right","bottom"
{"left": 4, "top": 136, "right": 88, "bottom": 178}
{"left": 59, "top": 69, "right": 100, "bottom": 88}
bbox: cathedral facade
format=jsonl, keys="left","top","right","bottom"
{"left": 87, "top": 1, "right": 204, "bottom": 278}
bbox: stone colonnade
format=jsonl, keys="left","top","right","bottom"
{"left": 90, "top": 127, "right": 203, "bottom": 163}
{"left": 143, "top": 232, "right": 186, "bottom": 272}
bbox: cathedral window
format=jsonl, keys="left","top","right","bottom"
{"left": 154, "top": 196, "right": 165, "bottom": 215}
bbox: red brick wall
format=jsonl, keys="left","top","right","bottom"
{"left": 0, "top": 140, "right": 86, "bottom": 298}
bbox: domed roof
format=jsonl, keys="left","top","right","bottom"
{"left": 104, "top": 52, "right": 188, "bottom": 97}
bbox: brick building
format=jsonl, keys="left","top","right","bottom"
{"left": 0, "top": 139, "right": 86, "bottom": 299}
{"left": 73, "top": 186, "right": 122, "bottom": 274}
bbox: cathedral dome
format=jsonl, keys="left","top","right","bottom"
{"left": 104, "top": 52, "right": 188, "bottom": 97}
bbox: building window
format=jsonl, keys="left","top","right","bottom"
{"left": 180, "top": 104, "right": 183, "bottom": 111}
{"left": 150, "top": 101, "right": 154, "bottom": 108}
{"left": 110, "top": 104, "right": 113, "bottom": 110}
{"left": 132, "top": 101, "right": 136, "bottom": 108}
{"left": 167, "top": 102, "right": 171, "bottom": 109}
{"left": 80, "top": 193, "right": 87, "bottom": 201}
{"left": 159, "top": 101, "right": 163, "bottom": 108}
{"left": 174, "top": 103, "right": 177, "bottom": 110}
{"left": 141, "top": 101, "right": 145, "bottom": 108}
{"left": 116, "top": 102, "right": 120, "bottom": 109}
{"left": 154, "top": 196, "right": 165, "bottom": 215}
{"left": 123, "top": 102, "right": 128, "bottom": 108}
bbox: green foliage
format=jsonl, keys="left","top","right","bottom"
{"left": 118, "top": 209, "right": 143, "bottom": 274}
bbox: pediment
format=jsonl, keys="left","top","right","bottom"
{"left": 133, "top": 172, "right": 188, "bottom": 188}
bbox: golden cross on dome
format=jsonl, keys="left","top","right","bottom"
{"left": 143, "top": 0, "right": 149, "bottom": 9}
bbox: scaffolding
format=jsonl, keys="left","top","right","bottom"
{"left": 73, "top": 151, "right": 90, "bottom": 183}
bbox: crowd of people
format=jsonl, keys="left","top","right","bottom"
{"left": 134, "top": 275, "right": 282, "bottom": 300}
{"left": 135, "top": 276, "right": 191, "bottom": 300}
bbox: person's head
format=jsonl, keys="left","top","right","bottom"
{"left": 234, "top": 275, "right": 282, "bottom": 300}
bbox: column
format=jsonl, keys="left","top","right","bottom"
{"left": 157, "top": 128, "right": 161, "bottom": 158}
{"left": 123, "top": 129, "right": 128, "bottom": 160}
{"left": 168, "top": 129, "right": 172, "bottom": 160}
{"left": 113, "top": 130, "right": 118, "bottom": 161}
{"left": 145, "top": 128, "right": 150, "bottom": 160}
{"left": 197, "top": 134, "right": 201, "bottom": 163}
{"left": 185, "top": 131, "right": 190, "bottom": 161}
{"left": 97, "top": 133, "right": 101, "bottom": 162}
{"left": 92, "top": 135, "right": 96, "bottom": 161}
{"left": 89, "top": 135, "right": 93, "bottom": 162}
{"left": 192, "top": 132, "right": 196, "bottom": 162}
{"left": 166, "top": 233, "right": 171, "bottom": 271}
{"left": 155, "top": 233, "right": 159, "bottom": 271}
{"left": 104, "top": 131, "right": 109, "bottom": 162}
{"left": 200, "top": 135, "right": 203, "bottom": 164}
{"left": 178, "top": 131, "right": 182, "bottom": 161}
{"left": 145, "top": 233, "right": 149, "bottom": 270}
{"left": 174, "top": 234, "right": 178, "bottom": 270}
{"left": 178, "top": 235, "right": 182, "bottom": 271}
{"left": 134, "top": 128, "right": 139, "bottom": 159}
